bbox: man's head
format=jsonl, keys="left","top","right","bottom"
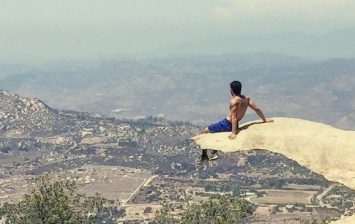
{"left": 230, "top": 81, "right": 242, "bottom": 95}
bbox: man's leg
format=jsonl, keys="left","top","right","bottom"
{"left": 201, "top": 129, "right": 209, "bottom": 159}
{"left": 198, "top": 119, "right": 232, "bottom": 161}
{"left": 207, "top": 124, "right": 219, "bottom": 158}
{"left": 210, "top": 150, "right": 219, "bottom": 160}
{"left": 210, "top": 119, "right": 237, "bottom": 160}
{"left": 201, "top": 149, "right": 208, "bottom": 159}
{"left": 195, "top": 149, "right": 209, "bottom": 163}
{"left": 201, "top": 128, "right": 209, "bottom": 134}
{"left": 211, "top": 121, "right": 238, "bottom": 159}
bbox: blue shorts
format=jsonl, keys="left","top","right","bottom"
{"left": 208, "top": 118, "right": 237, "bottom": 133}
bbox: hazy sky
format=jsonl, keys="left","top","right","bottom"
{"left": 1, "top": 0, "right": 355, "bottom": 63}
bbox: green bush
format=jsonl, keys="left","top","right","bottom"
{"left": 153, "top": 195, "right": 253, "bottom": 224}
{"left": 0, "top": 174, "right": 107, "bottom": 224}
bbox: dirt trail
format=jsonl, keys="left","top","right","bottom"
{"left": 123, "top": 175, "right": 158, "bottom": 207}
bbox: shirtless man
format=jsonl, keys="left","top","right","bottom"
{"left": 198, "top": 81, "right": 272, "bottom": 162}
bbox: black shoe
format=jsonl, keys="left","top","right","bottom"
{"left": 195, "top": 155, "right": 209, "bottom": 164}
{"left": 209, "top": 150, "right": 219, "bottom": 160}
{"left": 209, "top": 153, "right": 219, "bottom": 161}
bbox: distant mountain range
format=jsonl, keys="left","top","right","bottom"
{"left": 0, "top": 54, "right": 354, "bottom": 129}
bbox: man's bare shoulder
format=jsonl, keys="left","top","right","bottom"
{"left": 244, "top": 95, "right": 251, "bottom": 103}
{"left": 230, "top": 96, "right": 243, "bottom": 105}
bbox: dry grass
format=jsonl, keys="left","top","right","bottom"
{"left": 250, "top": 189, "right": 316, "bottom": 205}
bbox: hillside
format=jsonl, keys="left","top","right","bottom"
{"left": 0, "top": 90, "right": 104, "bottom": 137}
{"left": 0, "top": 92, "right": 354, "bottom": 223}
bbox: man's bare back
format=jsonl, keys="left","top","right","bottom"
{"left": 227, "top": 95, "right": 248, "bottom": 123}
{"left": 226, "top": 94, "right": 267, "bottom": 139}
{"left": 227, "top": 95, "right": 267, "bottom": 122}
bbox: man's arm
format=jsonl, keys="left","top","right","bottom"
{"left": 248, "top": 98, "right": 267, "bottom": 122}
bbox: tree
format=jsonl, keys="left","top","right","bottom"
{"left": 232, "top": 186, "right": 240, "bottom": 197}
{"left": 0, "top": 174, "right": 107, "bottom": 224}
{"left": 154, "top": 206, "right": 177, "bottom": 224}
{"left": 153, "top": 195, "right": 253, "bottom": 224}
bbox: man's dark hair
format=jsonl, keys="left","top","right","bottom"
{"left": 230, "top": 81, "right": 242, "bottom": 95}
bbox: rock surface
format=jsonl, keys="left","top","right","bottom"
{"left": 191, "top": 117, "right": 355, "bottom": 223}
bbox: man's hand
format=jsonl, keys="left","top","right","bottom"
{"left": 228, "top": 133, "right": 237, "bottom": 140}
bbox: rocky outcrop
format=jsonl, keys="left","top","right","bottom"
{"left": 191, "top": 117, "right": 355, "bottom": 223}
{"left": 0, "top": 90, "right": 70, "bottom": 137}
